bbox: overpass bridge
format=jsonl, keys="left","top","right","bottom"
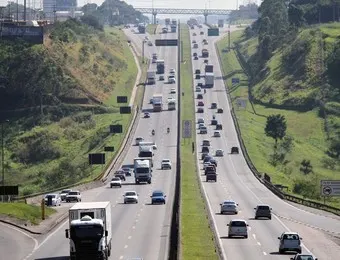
{"left": 135, "top": 8, "right": 233, "bottom": 24}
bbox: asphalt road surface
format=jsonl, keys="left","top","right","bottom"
{"left": 20, "top": 25, "right": 179, "bottom": 260}
{"left": 190, "top": 24, "right": 340, "bottom": 260}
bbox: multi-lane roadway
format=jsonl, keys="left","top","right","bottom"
{"left": 191, "top": 24, "right": 340, "bottom": 259}
{"left": 1, "top": 25, "right": 179, "bottom": 260}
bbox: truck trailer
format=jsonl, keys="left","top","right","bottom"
{"left": 138, "top": 23, "right": 146, "bottom": 33}
{"left": 205, "top": 72, "right": 214, "bottom": 88}
{"left": 147, "top": 70, "right": 156, "bottom": 85}
{"left": 152, "top": 94, "right": 163, "bottom": 112}
{"left": 65, "top": 202, "right": 112, "bottom": 260}
{"left": 134, "top": 158, "right": 152, "bottom": 184}
{"left": 156, "top": 60, "right": 165, "bottom": 74}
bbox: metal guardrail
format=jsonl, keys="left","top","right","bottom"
{"left": 214, "top": 40, "right": 340, "bottom": 217}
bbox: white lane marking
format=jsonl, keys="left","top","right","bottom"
{"left": 252, "top": 234, "right": 256, "bottom": 240}
{"left": 263, "top": 252, "right": 267, "bottom": 255}
{"left": 124, "top": 245, "right": 128, "bottom": 249}
{"left": 228, "top": 157, "right": 313, "bottom": 254}
{"left": 0, "top": 222, "right": 39, "bottom": 251}
{"left": 132, "top": 226, "right": 136, "bottom": 229}
{"left": 128, "top": 236, "right": 132, "bottom": 239}
{"left": 119, "top": 255, "right": 123, "bottom": 259}
{"left": 257, "top": 242, "right": 261, "bottom": 246}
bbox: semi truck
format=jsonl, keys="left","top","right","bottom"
{"left": 152, "top": 94, "right": 163, "bottom": 112}
{"left": 156, "top": 60, "right": 165, "bottom": 74}
{"left": 147, "top": 70, "right": 156, "bottom": 85}
{"left": 134, "top": 158, "right": 152, "bottom": 184}
{"left": 218, "top": 19, "right": 224, "bottom": 28}
{"left": 65, "top": 202, "right": 112, "bottom": 260}
{"left": 138, "top": 23, "right": 146, "bottom": 33}
{"left": 205, "top": 72, "right": 215, "bottom": 88}
{"left": 202, "top": 49, "right": 209, "bottom": 58}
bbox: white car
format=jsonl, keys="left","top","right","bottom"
{"left": 215, "top": 149, "right": 224, "bottom": 156}
{"left": 213, "top": 131, "right": 221, "bottom": 137}
{"left": 124, "top": 191, "right": 139, "bottom": 204}
{"left": 161, "top": 159, "right": 172, "bottom": 170}
{"left": 170, "top": 88, "right": 176, "bottom": 94}
{"left": 59, "top": 189, "right": 72, "bottom": 201}
{"left": 169, "top": 68, "right": 176, "bottom": 74}
{"left": 168, "top": 97, "right": 176, "bottom": 103}
{"left": 196, "top": 86, "right": 201, "bottom": 92}
{"left": 168, "top": 77, "right": 176, "bottom": 84}
{"left": 66, "top": 191, "right": 82, "bottom": 202}
{"left": 110, "top": 177, "right": 122, "bottom": 188}
{"left": 220, "top": 200, "right": 238, "bottom": 214}
{"left": 278, "top": 232, "right": 302, "bottom": 254}
{"left": 197, "top": 118, "right": 204, "bottom": 124}
{"left": 44, "top": 194, "right": 61, "bottom": 206}
{"left": 227, "top": 219, "right": 248, "bottom": 238}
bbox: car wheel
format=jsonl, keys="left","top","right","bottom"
{"left": 124, "top": 201, "right": 127, "bottom": 204}
{"left": 163, "top": 201, "right": 166, "bottom": 204}
{"left": 279, "top": 249, "right": 284, "bottom": 254}
{"left": 297, "top": 249, "right": 301, "bottom": 254}
{"left": 254, "top": 216, "right": 258, "bottom": 219}
{"left": 244, "top": 235, "right": 248, "bottom": 239}
{"left": 228, "top": 235, "right": 232, "bottom": 238}
{"left": 220, "top": 211, "right": 223, "bottom": 214}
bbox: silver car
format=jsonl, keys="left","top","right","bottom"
{"left": 44, "top": 194, "right": 61, "bottom": 206}
{"left": 220, "top": 200, "right": 238, "bottom": 214}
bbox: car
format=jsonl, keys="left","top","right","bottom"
{"left": 194, "top": 56, "right": 199, "bottom": 60}
{"left": 197, "top": 108, "right": 204, "bottom": 113}
{"left": 168, "top": 76, "right": 176, "bottom": 84}
{"left": 192, "top": 40, "right": 196, "bottom": 43}
{"left": 135, "top": 137, "right": 144, "bottom": 145}
{"left": 149, "top": 98, "right": 154, "bottom": 104}
{"left": 254, "top": 204, "right": 272, "bottom": 219}
{"left": 147, "top": 41, "right": 153, "bottom": 46}
{"left": 213, "top": 131, "right": 221, "bottom": 137}
{"left": 231, "top": 146, "right": 239, "bottom": 154}
{"left": 195, "top": 69, "right": 201, "bottom": 74}
{"left": 193, "top": 52, "right": 198, "bottom": 57}
{"left": 197, "top": 118, "right": 204, "bottom": 124}
{"left": 200, "top": 31, "right": 204, "bottom": 35}
{"left": 161, "top": 159, "right": 172, "bottom": 170}
{"left": 169, "top": 68, "right": 176, "bottom": 74}
{"left": 197, "top": 94, "right": 203, "bottom": 99}
{"left": 290, "top": 254, "right": 318, "bottom": 260}
{"left": 215, "top": 149, "right": 224, "bottom": 156}
{"left": 197, "top": 101, "right": 204, "bottom": 106}
{"left": 159, "top": 75, "right": 164, "bottom": 81}
{"left": 206, "top": 172, "right": 217, "bottom": 182}
{"left": 211, "top": 119, "right": 218, "bottom": 125}
{"left": 193, "top": 32, "right": 196, "bottom": 36}
{"left": 278, "top": 232, "right": 302, "bottom": 254}
{"left": 44, "top": 194, "right": 61, "bottom": 206}
{"left": 202, "top": 139, "right": 210, "bottom": 146}
{"left": 209, "top": 158, "right": 217, "bottom": 167}
{"left": 201, "top": 153, "right": 210, "bottom": 160}
{"left": 201, "top": 146, "right": 209, "bottom": 153}
{"left": 198, "top": 123, "right": 205, "bottom": 129}
{"left": 227, "top": 219, "right": 248, "bottom": 238}
{"left": 124, "top": 191, "right": 139, "bottom": 204}
{"left": 114, "top": 170, "right": 126, "bottom": 181}
{"left": 121, "top": 167, "right": 132, "bottom": 176}
{"left": 196, "top": 86, "right": 202, "bottom": 92}
{"left": 110, "top": 177, "right": 122, "bottom": 188}
{"left": 211, "top": 103, "right": 217, "bottom": 109}
{"left": 203, "top": 161, "right": 212, "bottom": 170}
{"left": 217, "top": 108, "right": 223, "bottom": 113}
{"left": 195, "top": 74, "right": 201, "bottom": 79}
{"left": 205, "top": 165, "right": 216, "bottom": 175}
{"left": 150, "top": 190, "right": 166, "bottom": 204}
{"left": 66, "top": 191, "right": 82, "bottom": 202}
{"left": 220, "top": 200, "right": 238, "bottom": 214}
{"left": 216, "top": 124, "right": 222, "bottom": 130}
{"left": 170, "top": 88, "right": 176, "bottom": 94}
{"left": 204, "top": 41, "right": 208, "bottom": 45}
{"left": 200, "top": 126, "right": 207, "bottom": 134}
{"left": 60, "top": 189, "right": 72, "bottom": 201}
{"left": 144, "top": 112, "right": 150, "bottom": 118}
{"left": 204, "top": 59, "right": 209, "bottom": 64}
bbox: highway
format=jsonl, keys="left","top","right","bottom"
{"left": 22, "top": 25, "right": 179, "bottom": 260}
{"left": 190, "top": 24, "right": 340, "bottom": 260}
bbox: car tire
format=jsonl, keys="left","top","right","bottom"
{"left": 254, "top": 216, "right": 258, "bottom": 219}
{"left": 297, "top": 249, "right": 302, "bottom": 254}
{"left": 228, "top": 235, "right": 232, "bottom": 238}
{"left": 269, "top": 216, "right": 271, "bottom": 220}
{"left": 244, "top": 235, "right": 248, "bottom": 239}
{"left": 279, "top": 249, "right": 284, "bottom": 254}
{"left": 220, "top": 211, "right": 223, "bottom": 214}
{"left": 163, "top": 201, "right": 166, "bottom": 204}
{"left": 124, "top": 201, "right": 126, "bottom": 204}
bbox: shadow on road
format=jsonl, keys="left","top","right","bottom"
{"left": 35, "top": 257, "right": 69, "bottom": 260}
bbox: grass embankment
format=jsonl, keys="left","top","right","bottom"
{"left": 3, "top": 24, "right": 139, "bottom": 196}
{"left": 180, "top": 24, "right": 218, "bottom": 259}
{"left": 216, "top": 25, "right": 340, "bottom": 207}
{"left": 146, "top": 24, "right": 157, "bottom": 34}
{"left": 0, "top": 203, "right": 55, "bottom": 225}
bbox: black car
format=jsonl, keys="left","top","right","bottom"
{"left": 211, "top": 103, "right": 217, "bottom": 109}
{"left": 211, "top": 119, "right": 218, "bottom": 125}
{"left": 254, "top": 204, "right": 272, "bottom": 219}
{"left": 231, "top": 147, "right": 239, "bottom": 154}
{"left": 203, "top": 155, "right": 213, "bottom": 163}
{"left": 195, "top": 74, "right": 201, "bottom": 80}
{"left": 216, "top": 124, "right": 223, "bottom": 130}
{"left": 217, "top": 108, "right": 223, "bottom": 113}
{"left": 194, "top": 56, "right": 199, "bottom": 60}
{"left": 197, "top": 94, "right": 203, "bottom": 99}
{"left": 209, "top": 159, "right": 217, "bottom": 167}
{"left": 121, "top": 167, "right": 132, "bottom": 176}
{"left": 202, "top": 146, "right": 209, "bottom": 153}
{"left": 206, "top": 173, "right": 217, "bottom": 182}
{"left": 201, "top": 153, "right": 210, "bottom": 160}
{"left": 197, "top": 108, "right": 204, "bottom": 113}
{"left": 195, "top": 69, "right": 201, "bottom": 74}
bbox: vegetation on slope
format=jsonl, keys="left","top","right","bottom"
{"left": 0, "top": 19, "right": 138, "bottom": 196}
{"left": 180, "top": 24, "right": 218, "bottom": 259}
{"left": 216, "top": 0, "right": 340, "bottom": 206}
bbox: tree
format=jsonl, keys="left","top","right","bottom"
{"left": 265, "top": 114, "right": 287, "bottom": 146}
{"left": 80, "top": 14, "right": 103, "bottom": 30}
{"left": 288, "top": 3, "right": 305, "bottom": 27}
{"left": 299, "top": 159, "right": 313, "bottom": 175}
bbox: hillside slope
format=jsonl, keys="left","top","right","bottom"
{"left": 0, "top": 20, "right": 138, "bottom": 196}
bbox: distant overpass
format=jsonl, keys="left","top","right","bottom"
{"left": 135, "top": 8, "right": 233, "bottom": 24}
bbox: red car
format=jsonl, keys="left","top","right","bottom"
{"left": 198, "top": 101, "right": 204, "bottom": 106}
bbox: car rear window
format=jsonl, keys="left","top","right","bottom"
{"left": 282, "top": 234, "right": 300, "bottom": 240}
{"left": 230, "top": 221, "right": 246, "bottom": 227}
{"left": 258, "top": 206, "right": 270, "bottom": 210}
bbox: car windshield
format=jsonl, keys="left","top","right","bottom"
{"left": 126, "top": 192, "right": 136, "bottom": 196}
{"left": 296, "top": 256, "right": 314, "bottom": 260}
{"left": 112, "top": 178, "right": 120, "bottom": 181}
{"left": 230, "top": 221, "right": 246, "bottom": 227}
{"left": 46, "top": 195, "right": 56, "bottom": 198}
{"left": 68, "top": 192, "right": 78, "bottom": 195}
{"left": 152, "top": 192, "right": 164, "bottom": 197}
{"left": 61, "top": 190, "right": 70, "bottom": 194}
{"left": 224, "top": 201, "right": 236, "bottom": 205}
{"left": 258, "top": 205, "right": 270, "bottom": 210}
{"left": 282, "top": 234, "right": 299, "bottom": 240}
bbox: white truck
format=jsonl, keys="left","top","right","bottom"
{"left": 65, "top": 202, "right": 112, "bottom": 260}
{"left": 152, "top": 94, "right": 163, "bottom": 112}
{"left": 205, "top": 72, "right": 215, "bottom": 88}
{"left": 147, "top": 70, "right": 156, "bottom": 85}
{"left": 134, "top": 158, "right": 152, "bottom": 184}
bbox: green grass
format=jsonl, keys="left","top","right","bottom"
{"left": 180, "top": 23, "right": 219, "bottom": 260}
{"left": 0, "top": 202, "right": 56, "bottom": 225}
{"left": 4, "top": 27, "right": 139, "bottom": 196}
{"left": 217, "top": 29, "right": 340, "bottom": 207}
{"left": 146, "top": 24, "right": 157, "bottom": 34}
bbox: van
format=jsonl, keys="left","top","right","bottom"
{"left": 202, "top": 140, "right": 210, "bottom": 146}
{"left": 227, "top": 219, "right": 248, "bottom": 238}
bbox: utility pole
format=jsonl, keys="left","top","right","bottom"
{"left": 1, "top": 120, "right": 9, "bottom": 203}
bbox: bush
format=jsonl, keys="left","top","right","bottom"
{"left": 71, "top": 111, "right": 92, "bottom": 123}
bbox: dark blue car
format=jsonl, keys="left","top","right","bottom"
{"left": 151, "top": 190, "right": 166, "bottom": 204}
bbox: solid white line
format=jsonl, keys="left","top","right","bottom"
{"left": 263, "top": 252, "right": 267, "bottom": 255}
{"left": 252, "top": 234, "right": 256, "bottom": 240}
{"left": 128, "top": 236, "right": 132, "bottom": 239}
{"left": 257, "top": 242, "right": 261, "bottom": 246}
{"left": 0, "top": 222, "right": 39, "bottom": 257}
{"left": 124, "top": 245, "right": 128, "bottom": 249}
{"left": 119, "top": 255, "right": 124, "bottom": 259}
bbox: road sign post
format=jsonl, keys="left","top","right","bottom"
{"left": 182, "top": 120, "right": 192, "bottom": 139}
{"left": 231, "top": 77, "right": 240, "bottom": 85}
{"left": 320, "top": 180, "right": 340, "bottom": 197}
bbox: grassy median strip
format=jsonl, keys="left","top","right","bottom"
{"left": 146, "top": 24, "right": 157, "bottom": 34}
{"left": 180, "top": 24, "right": 219, "bottom": 259}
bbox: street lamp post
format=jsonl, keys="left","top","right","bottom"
{"left": 142, "top": 40, "right": 146, "bottom": 63}
{"left": 1, "top": 119, "right": 9, "bottom": 202}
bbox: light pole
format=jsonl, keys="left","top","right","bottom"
{"left": 1, "top": 119, "right": 9, "bottom": 202}
{"left": 142, "top": 39, "right": 146, "bottom": 63}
